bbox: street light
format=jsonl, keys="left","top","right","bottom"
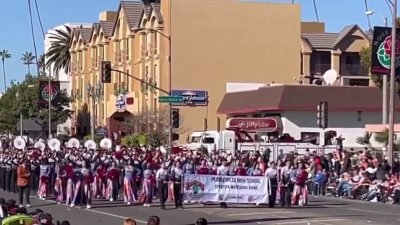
{"left": 86, "top": 82, "right": 103, "bottom": 140}
{"left": 15, "top": 90, "right": 23, "bottom": 137}
{"left": 387, "top": 0, "right": 397, "bottom": 167}
{"left": 366, "top": 10, "right": 389, "bottom": 125}
{"left": 131, "top": 27, "right": 173, "bottom": 151}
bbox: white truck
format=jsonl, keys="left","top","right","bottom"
{"left": 185, "top": 130, "right": 338, "bottom": 161}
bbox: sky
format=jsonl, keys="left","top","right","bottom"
{"left": 0, "top": 0, "right": 394, "bottom": 92}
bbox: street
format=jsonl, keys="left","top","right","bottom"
{"left": 0, "top": 191, "right": 399, "bottom": 225}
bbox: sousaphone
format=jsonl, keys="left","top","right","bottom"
{"left": 100, "top": 138, "right": 112, "bottom": 149}
{"left": 67, "top": 138, "right": 80, "bottom": 148}
{"left": 34, "top": 141, "right": 45, "bottom": 151}
{"left": 48, "top": 138, "right": 61, "bottom": 152}
{"left": 84, "top": 140, "right": 97, "bottom": 150}
{"left": 13, "top": 136, "right": 26, "bottom": 150}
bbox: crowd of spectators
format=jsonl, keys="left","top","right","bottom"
{"left": 0, "top": 198, "right": 70, "bottom": 225}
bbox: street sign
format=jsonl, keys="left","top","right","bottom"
{"left": 158, "top": 96, "right": 183, "bottom": 103}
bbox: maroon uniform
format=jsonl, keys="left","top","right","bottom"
{"left": 197, "top": 166, "right": 209, "bottom": 175}
{"left": 235, "top": 167, "right": 247, "bottom": 176}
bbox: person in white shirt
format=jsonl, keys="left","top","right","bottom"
{"left": 217, "top": 160, "right": 229, "bottom": 208}
{"left": 265, "top": 161, "right": 278, "bottom": 208}
{"left": 156, "top": 163, "right": 169, "bottom": 209}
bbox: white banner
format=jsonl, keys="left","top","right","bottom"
{"left": 183, "top": 174, "right": 269, "bottom": 204}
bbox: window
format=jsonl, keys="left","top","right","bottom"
{"left": 126, "top": 39, "right": 130, "bottom": 60}
{"left": 153, "top": 65, "right": 158, "bottom": 88}
{"left": 126, "top": 70, "right": 130, "bottom": 92}
{"left": 154, "top": 32, "right": 158, "bottom": 55}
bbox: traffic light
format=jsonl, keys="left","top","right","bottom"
{"left": 317, "top": 101, "right": 328, "bottom": 129}
{"left": 171, "top": 108, "right": 180, "bottom": 128}
{"left": 101, "top": 61, "right": 112, "bottom": 83}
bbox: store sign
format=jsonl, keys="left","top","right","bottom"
{"left": 170, "top": 90, "right": 208, "bottom": 106}
{"left": 115, "top": 94, "right": 127, "bottom": 112}
{"left": 226, "top": 118, "right": 278, "bottom": 132}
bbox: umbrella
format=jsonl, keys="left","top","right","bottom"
{"left": 2, "top": 214, "right": 35, "bottom": 225}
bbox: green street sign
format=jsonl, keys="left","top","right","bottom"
{"left": 158, "top": 96, "right": 183, "bottom": 103}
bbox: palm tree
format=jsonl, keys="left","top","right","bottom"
{"left": 37, "top": 54, "right": 46, "bottom": 76}
{"left": 0, "top": 49, "right": 11, "bottom": 92}
{"left": 21, "top": 51, "right": 36, "bottom": 75}
{"left": 45, "top": 26, "right": 72, "bottom": 76}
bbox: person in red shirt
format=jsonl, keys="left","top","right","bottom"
{"left": 235, "top": 162, "right": 247, "bottom": 176}
{"left": 197, "top": 160, "right": 209, "bottom": 175}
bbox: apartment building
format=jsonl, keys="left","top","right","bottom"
{"left": 69, "top": 0, "right": 302, "bottom": 140}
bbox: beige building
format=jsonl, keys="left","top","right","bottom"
{"left": 69, "top": 0, "right": 370, "bottom": 142}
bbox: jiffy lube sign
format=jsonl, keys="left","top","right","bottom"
{"left": 371, "top": 26, "right": 400, "bottom": 75}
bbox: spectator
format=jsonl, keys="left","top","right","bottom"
{"left": 147, "top": 215, "right": 160, "bottom": 225}
{"left": 195, "top": 218, "right": 208, "bottom": 225}
{"left": 124, "top": 218, "right": 137, "bottom": 225}
{"left": 17, "top": 158, "right": 31, "bottom": 208}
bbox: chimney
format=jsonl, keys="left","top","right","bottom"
{"left": 99, "top": 11, "right": 118, "bottom": 22}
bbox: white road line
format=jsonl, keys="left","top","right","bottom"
{"left": 227, "top": 212, "right": 292, "bottom": 217}
{"left": 87, "top": 209, "right": 147, "bottom": 224}
{"left": 271, "top": 219, "right": 346, "bottom": 225}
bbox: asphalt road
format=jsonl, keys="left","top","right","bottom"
{"left": 0, "top": 191, "right": 399, "bottom": 225}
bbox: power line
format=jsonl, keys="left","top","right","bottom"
{"left": 27, "top": 0, "right": 41, "bottom": 77}
{"left": 34, "top": 0, "right": 45, "bottom": 39}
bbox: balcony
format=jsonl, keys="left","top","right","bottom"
{"left": 115, "top": 51, "right": 122, "bottom": 63}
{"left": 310, "top": 63, "right": 331, "bottom": 75}
{"left": 141, "top": 45, "right": 149, "bottom": 58}
{"left": 91, "top": 57, "right": 99, "bottom": 68}
{"left": 120, "top": 50, "right": 129, "bottom": 61}
{"left": 340, "top": 64, "right": 368, "bottom": 76}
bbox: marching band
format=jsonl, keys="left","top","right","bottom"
{"left": 1, "top": 136, "right": 310, "bottom": 210}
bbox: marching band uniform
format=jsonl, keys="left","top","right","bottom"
{"left": 156, "top": 163, "right": 170, "bottom": 209}
{"left": 217, "top": 161, "right": 229, "bottom": 208}
{"left": 64, "top": 161, "right": 75, "bottom": 205}
{"left": 123, "top": 163, "right": 136, "bottom": 205}
{"left": 54, "top": 161, "right": 66, "bottom": 203}
{"left": 106, "top": 162, "right": 120, "bottom": 201}
{"left": 141, "top": 165, "right": 154, "bottom": 207}
{"left": 37, "top": 160, "right": 50, "bottom": 199}
{"left": 81, "top": 162, "right": 94, "bottom": 209}
{"left": 197, "top": 160, "right": 209, "bottom": 175}
{"left": 171, "top": 162, "right": 183, "bottom": 209}
{"left": 94, "top": 163, "right": 107, "bottom": 199}
{"left": 292, "top": 165, "right": 308, "bottom": 206}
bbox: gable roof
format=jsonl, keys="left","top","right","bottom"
{"left": 99, "top": 21, "right": 114, "bottom": 37}
{"left": 301, "top": 25, "right": 371, "bottom": 50}
{"left": 79, "top": 26, "right": 93, "bottom": 44}
{"left": 112, "top": 1, "right": 144, "bottom": 36}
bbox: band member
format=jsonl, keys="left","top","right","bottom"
{"left": 123, "top": 160, "right": 136, "bottom": 205}
{"left": 156, "top": 163, "right": 169, "bottom": 209}
{"left": 94, "top": 162, "right": 107, "bottom": 199}
{"left": 141, "top": 164, "right": 154, "bottom": 207}
{"left": 292, "top": 163, "right": 308, "bottom": 206}
{"left": 265, "top": 161, "right": 278, "bottom": 208}
{"left": 37, "top": 159, "right": 50, "bottom": 199}
{"left": 234, "top": 162, "right": 247, "bottom": 176}
{"left": 171, "top": 161, "right": 183, "bottom": 209}
{"left": 64, "top": 161, "right": 75, "bottom": 205}
{"left": 17, "top": 159, "right": 30, "bottom": 208}
{"left": 279, "top": 161, "right": 294, "bottom": 208}
{"left": 81, "top": 160, "right": 94, "bottom": 209}
{"left": 106, "top": 161, "right": 119, "bottom": 202}
{"left": 197, "top": 160, "right": 209, "bottom": 175}
{"left": 54, "top": 160, "right": 66, "bottom": 204}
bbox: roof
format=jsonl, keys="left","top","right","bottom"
{"left": 217, "top": 85, "right": 400, "bottom": 115}
{"left": 301, "top": 25, "right": 370, "bottom": 50}
{"left": 113, "top": 0, "right": 144, "bottom": 34}
{"left": 99, "top": 21, "right": 114, "bottom": 37}
{"left": 80, "top": 27, "right": 93, "bottom": 44}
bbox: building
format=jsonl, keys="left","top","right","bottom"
{"left": 300, "top": 23, "right": 371, "bottom": 86}
{"left": 217, "top": 85, "right": 400, "bottom": 148}
{"left": 45, "top": 23, "right": 92, "bottom": 135}
{"left": 69, "top": 0, "right": 301, "bottom": 139}
{"left": 68, "top": 0, "right": 373, "bottom": 142}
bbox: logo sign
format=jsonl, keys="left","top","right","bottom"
{"left": 371, "top": 26, "right": 400, "bottom": 75}
{"left": 115, "top": 94, "right": 127, "bottom": 112}
{"left": 226, "top": 117, "right": 279, "bottom": 132}
{"left": 170, "top": 90, "right": 208, "bottom": 106}
{"left": 96, "top": 127, "right": 108, "bottom": 136}
{"left": 38, "top": 81, "right": 60, "bottom": 106}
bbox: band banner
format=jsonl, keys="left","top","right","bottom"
{"left": 183, "top": 174, "right": 269, "bottom": 204}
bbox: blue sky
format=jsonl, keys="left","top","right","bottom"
{"left": 0, "top": 0, "right": 394, "bottom": 92}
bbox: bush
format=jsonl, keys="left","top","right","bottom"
{"left": 121, "top": 133, "right": 149, "bottom": 148}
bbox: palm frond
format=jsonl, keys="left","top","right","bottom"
{"left": 45, "top": 25, "right": 72, "bottom": 75}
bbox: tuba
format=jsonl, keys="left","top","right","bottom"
{"left": 13, "top": 136, "right": 26, "bottom": 150}
{"left": 34, "top": 141, "right": 45, "bottom": 151}
{"left": 84, "top": 140, "right": 97, "bottom": 150}
{"left": 67, "top": 138, "right": 80, "bottom": 149}
{"left": 48, "top": 138, "right": 61, "bottom": 152}
{"left": 99, "top": 138, "right": 112, "bottom": 150}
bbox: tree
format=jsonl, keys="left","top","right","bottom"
{"left": 21, "top": 52, "right": 36, "bottom": 75}
{"left": 0, "top": 49, "right": 11, "bottom": 92}
{"left": 119, "top": 109, "right": 188, "bottom": 146}
{"left": 37, "top": 54, "right": 45, "bottom": 75}
{"left": 45, "top": 26, "right": 72, "bottom": 76}
{"left": 0, "top": 74, "right": 72, "bottom": 134}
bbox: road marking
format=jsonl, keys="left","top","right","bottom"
{"left": 87, "top": 209, "right": 147, "bottom": 224}
{"left": 227, "top": 212, "right": 292, "bottom": 217}
{"left": 271, "top": 219, "right": 346, "bottom": 225}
